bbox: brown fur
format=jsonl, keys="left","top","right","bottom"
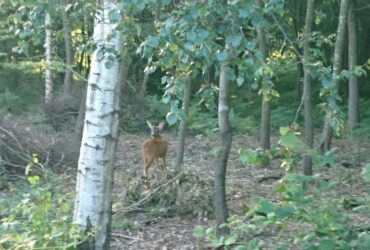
{"left": 141, "top": 121, "right": 168, "bottom": 176}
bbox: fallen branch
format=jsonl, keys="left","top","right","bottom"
{"left": 111, "top": 232, "right": 142, "bottom": 241}
{"left": 113, "top": 171, "right": 184, "bottom": 217}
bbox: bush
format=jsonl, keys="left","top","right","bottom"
{"left": 195, "top": 128, "right": 370, "bottom": 249}
{"left": 0, "top": 172, "right": 82, "bottom": 249}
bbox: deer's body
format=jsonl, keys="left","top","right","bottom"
{"left": 141, "top": 121, "right": 168, "bottom": 176}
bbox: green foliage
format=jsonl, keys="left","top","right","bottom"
{"left": 270, "top": 106, "right": 297, "bottom": 129}
{"left": 363, "top": 164, "right": 370, "bottom": 183}
{"left": 217, "top": 127, "right": 370, "bottom": 249}
{"left": 0, "top": 173, "right": 82, "bottom": 249}
{"left": 229, "top": 109, "right": 258, "bottom": 135}
{"left": 111, "top": 218, "right": 135, "bottom": 231}
{"left": 120, "top": 95, "right": 169, "bottom": 133}
{"left": 0, "top": 62, "right": 43, "bottom": 113}
{"left": 261, "top": 127, "right": 334, "bottom": 170}
{"left": 187, "top": 105, "right": 218, "bottom": 136}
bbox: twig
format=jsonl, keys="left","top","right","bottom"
{"left": 271, "top": 13, "right": 303, "bottom": 61}
{"left": 0, "top": 127, "right": 29, "bottom": 162}
{"left": 111, "top": 232, "right": 142, "bottom": 241}
{"left": 257, "top": 174, "right": 283, "bottom": 183}
{"left": 113, "top": 171, "right": 184, "bottom": 216}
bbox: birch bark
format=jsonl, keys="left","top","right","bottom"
{"left": 73, "top": 1, "right": 122, "bottom": 248}
{"left": 44, "top": 12, "right": 53, "bottom": 109}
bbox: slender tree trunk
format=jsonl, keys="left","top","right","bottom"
{"left": 74, "top": 84, "right": 87, "bottom": 140}
{"left": 44, "top": 12, "right": 54, "bottom": 110}
{"left": 62, "top": 3, "right": 73, "bottom": 97}
{"left": 347, "top": 1, "right": 359, "bottom": 129}
{"left": 214, "top": 62, "right": 232, "bottom": 238}
{"left": 295, "top": 53, "right": 304, "bottom": 102}
{"left": 175, "top": 82, "right": 191, "bottom": 169}
{"left": 138, "top": 67, "right": 150, "bottom": 119}
{"left": 73, "top": 1, "right": 122, "bottom": 248}
{"left": 290, "top": 0, "right": 305, "bottom": 102}
{"left": 320, "top": 0, "right": 349, "bottom": 152}
{"left": 256, "top": 0, "right": 270, "bottom": 152}
{"left": 302, "top": 0, "right": 315, "bottom": 175}
{"left": 138, "top": 65, "right": 149, "bottom": 102}
{"left": 120, "top": 55, "right": 130, "bottom": 105}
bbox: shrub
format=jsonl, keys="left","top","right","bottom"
{"left": 195, "top": 128, "right": 370, "bottom": 249}
{"left": 0, "top": 172, "right": 82, "bottom": 249}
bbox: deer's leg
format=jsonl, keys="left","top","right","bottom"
{"left": 144, "top": 157, "right": 155, "bottom": 177}
{"left": 162, "top": 157, "right": 167, "bottom": 170}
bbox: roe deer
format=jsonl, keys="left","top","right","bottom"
{"left": 141, "top": 121, "right": 168, "bottom": 177}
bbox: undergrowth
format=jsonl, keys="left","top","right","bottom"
{"left": 0, "top": 170, "right": 82, "bottom": 249}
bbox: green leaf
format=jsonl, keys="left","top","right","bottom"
{"left": 184, "top": 42, "right": 194, "bottom": 51}
{"left": 239, "top": 8, "right": 250, "bottom": 18}
{"left": 193, "top": 225, "right": 205, "bottom": 237}
{"left": 147, "top": 36, "right": 159, "bottom": 48}
{"left": 322, "top": 151, "right": 336, "bottom": 166}
{"left": 108, "top": 9, "right": 120, "bottom": 22}
{"left": 166, "top": 112, "right": 177, "bottom": 125}
{"left": 247, "top": 238, "right": 259, "bottom": 248}
{"left": 239, "top": 150, "right": 249, "bottom": 163}
{"left": 279, "top": 127, "right": 290, "bottom": 136}
{"left": 244, "top": 58, "right": 254, "bottom": 66}
{"left": 170, "top": 100, "right": 179, "bottom": 112}
{"left": 186, "top": 30, "right": 197, "bottom": 42}
{"left": 28, "top": 176, "right": 40, "bottom": 186}
{"left": 322, "top": 78, "right": 334, "bottom": 88}
{"left": 274, "top": 206, "right": 295, "bottom": 219}
{"left": 196, "top": 29, "right": 209, "bottom": 43}
{"left": 257, "top": 200, "right": 275, "bottom": 214}
{"left": 245, "top": 41, "right": 256, "bottom": 50}
{"left": 362, "top": 164, "right": 370, "bottom": 183}
{"left": 224, "top": 235, "right": 237, "bottom": 245}
{"left": 341, "top": 70, "right": 353, "bottom": 79}
{"left": 216, "top": 50, "right": 228, "bottom": 62}
{"left": 318, "top": 239, "right": 335, "bottom": 250}
{"left": 229, "top": 0, "right": 240, "bottom": 5}
{"left": 236, "top": 76, "right": 244, "bottom": 86}
{"left": 235, "top": 246, "right": 248, "bottom": 250}
{"left": 226, "top": 34, "right": 242, "bottom": 48}
{"left": 280, "top": 133, "right": 300, "bottom": 148}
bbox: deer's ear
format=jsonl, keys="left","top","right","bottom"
{"left": 158, "top": 122, "right": 165, "bottom": 130}
{"left": 146, "top": 120, "right": 153, "bottom": 129}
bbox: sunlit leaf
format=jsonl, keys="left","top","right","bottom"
{"left": 216, "top": 50, "right": 228, "bottom": 62}
{"left": 362, "top": 164, "right": 370, "bottom": 183}
{"left": 166, "top": 112, "right": 177, "bottom": 125}
{"left": 279, "top": 127, "right": 290, "bottom": 136}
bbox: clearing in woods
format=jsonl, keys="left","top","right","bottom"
{"left": 110, "top": 132, "right": 370, "bottom": 249}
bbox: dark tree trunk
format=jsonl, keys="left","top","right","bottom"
{"left": 302, "top": 0, "right": 315, "bottom": 175}
{"left": 256, "top": 0, "right": 270, "bottom": 152}
{"left": 175, "top": 82, "right": 191, "bottom": 169}
{"left": 320, "top": 0, "right": 349, "bottom": 152}
{"left": 75, "top": 84, "right": 87, "bottom": 140}
{"left": 119, "top": 55, "right": 130, "bottom": 105}
{"left": 214, "top": 62, "right": 231, "bottom": 238}
{"left": 347, "top": 1, "right": 359, "bottom": 129}
{"left": 289, "top": 0, "right": 305, "bottom": 102}
{"left": 62, "top": 3, "right": 73, "bottom": 97}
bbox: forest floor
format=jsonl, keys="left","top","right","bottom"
{"left": 109, "top": 131, "right": 370, "bottom": 250}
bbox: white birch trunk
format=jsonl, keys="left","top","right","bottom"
{"left": 44, "top": 12, "right": 53, "bottom": 109}
{"left": 73, "top": 0, "right": 122, "bottom": 248}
